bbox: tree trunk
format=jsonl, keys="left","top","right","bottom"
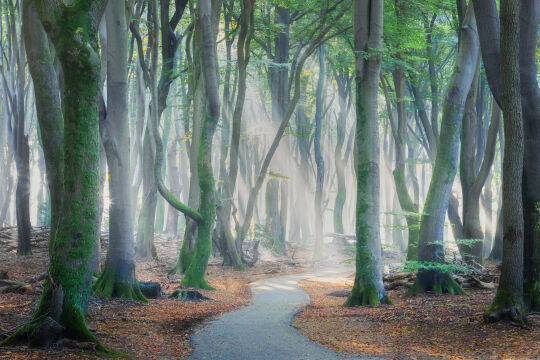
{"left": 409, "top": 5, "right": 478, "bottom": 296}
{"left": 344, "top": 0, "right": 389, "bottom": 307}
{"left": 485, "top": 0, "right": 525, "bottom": 323}
{"left": 179, "top": 0, "right": 221, "bottom": 289}
{"left": 93, "top": 0, "right": 146, "bottom": 301}
{"left": 460, "top": 88, "right": 501, "bottom": 264}
{"left": 165, "top": 130, "right": 181, "bottom": 235}
{"left": 473, "top": 0, "right": 540, "bottom": 311}
{"left": 313, "top": 45, "right": 326, "bottom": 260}
{"left": 2, "top": 0, "right": 110, "bottom": 350}
{"left": 22, "top": 0, "right": 63, "bottom": 252}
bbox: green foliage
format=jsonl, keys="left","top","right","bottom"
{"left": 455, "top": 238, "right": 483, "bottom": 248}
{"left": 402, "top": 260, "right": 471, "bottom": 274}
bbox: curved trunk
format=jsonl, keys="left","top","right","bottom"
{"left": 170, "top": 71, "right": 202, "bottom": 274}
{"left": 180, "top": 0, "right": 220, "bottom": 289}
{"left": 410, "top": 5, "right": 478, "bottom": 295}
{"left": 22, "top": 0, "right": 63, "bottom": 254}
{"left": 460, "top": 95, "right": 501, "bottom": 264}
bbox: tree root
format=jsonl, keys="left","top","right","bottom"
{"left": 343, "top": 283, "right": 391, "bottom": 307}
{"left": 484, "top": 288, "right": 526, "bottom": 325}
{"left": 0, "top": 309, "right": 125, "bottom": 356}
{"left": 405, "top": 271, "right": 466, "bottom": 297}
{"left": 180, "top": 275, "right": 215, "bottom": 290}
{"left": 92, "top": 267, "right": 147, "bottom": 302}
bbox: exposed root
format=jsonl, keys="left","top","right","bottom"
{"left": 180, "top": 276, "right": 215, "bottom": 290}
{"left": 92, "top": 267, "right": 147, "bottom": 302}
{"left": 169, "top": 288, "right": 211, "bottom": 301}
{"left": 406, "top": 271, "right": 466, "bottom": 297}
{"left": 343, "top": 283, "right": 391, "bottom": 307}
{"left": 484, "top": 288, "right": 526, "bottom": 325}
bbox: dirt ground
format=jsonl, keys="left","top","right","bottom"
{"left": 293, "top": 269, "right": 540, "bottom": 360}
{"left": 0, "top": 227, "right": 306, "bottom": 359}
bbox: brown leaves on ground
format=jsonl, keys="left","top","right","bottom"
{"left": 0, "top": 227, "right": 304, "bottom": 359}
{"left": 292, "top": 272, "right": 540, "bottom": 360}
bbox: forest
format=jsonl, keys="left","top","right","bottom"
{"left": 0, "top": 0, "right": 539, "bottom": 359}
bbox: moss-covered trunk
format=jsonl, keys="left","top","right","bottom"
{"left": 170, "top": 68, "right": 203, "bottom": 274}
{"left": 177, "top": 0, "right": 220, "bottom": 288}
{"left": 344, "top": 0, "right": 389, "bottom": 307}
{"left": 2, "top": 0, "right": 110, "bottom": 350}
{"left": 180, "top": 125, "right": 216, "bottom": 289}
{"left": 410, "top": 5, "right": 478, "bottom": 296}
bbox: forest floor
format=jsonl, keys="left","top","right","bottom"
{"left": 0, "top": 227, "right": 308, "bottom": 359}
{"left": 293, "top": 265, "right": 540, "bottom": 360}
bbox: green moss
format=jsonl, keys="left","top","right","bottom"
{"left": 343, "top": 75, "right": 390, "bottom": 308}
{"left": 343, "top": 282, "right": 390, "bottom": 307}
{"left": 92, "top": 266, "right": 147, "bottom": 302}
{"left": 484, "top": 287, "right": 526, "bottom": 324}
{"left": 180, "top": 113, "right": 216, "bottom": 290}
{"left": 405, "top": 272, "right": 466, "bottom": 297}
{"left": 16, "top": 2, "right": 114, "bottom": 353}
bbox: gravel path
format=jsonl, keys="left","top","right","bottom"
{"left": 188, "top": 271, "right": 375, "bottom": 360}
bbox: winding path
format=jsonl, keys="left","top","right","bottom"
{"left": 188, "top": 271, "right": 376, "bottom": 360}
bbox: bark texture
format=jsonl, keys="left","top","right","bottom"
{"left": 410, "top": 5, "right": 478, "bottom": 295}
{"left": 344, "top": 0, "right": 389, "bottom": 307}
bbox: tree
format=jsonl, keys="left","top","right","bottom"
{"left": 407, "top": 4, "right": 478, "bottom": 296}
{"left": 472, "top": 0, "right": 540, "bottom": 312}
{"left": 484, "top": 0, "right": 525, "bottom": 323}
{"left": 0, "top": 1, "right": 32, "bottom": 255}
{"left": 313, "top": 45, "right": 326, "bottom": 260}
{"left": 2, "top": 0, "right": 109, "bottom": 350}
{"left": 344, "top": 0, "right": 389, "bottom": 307}
{"left": 152, "top": 0, "right": 221, "bottom": 289}
{"left": 331, "top": 54, "right": 353, "bottom": 236}
{"left": 21, "top": 0, "right": 63, "bottom": 253}
{"left": 215, "top": 0, "right": 255, "bottom": 269}
{"left": 92, "top": 0, "right": 146, "bottom": 301}
{"left": 236, "top": 0, "right": 348, "bottom": 256}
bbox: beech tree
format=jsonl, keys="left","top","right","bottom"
{"left": 92, "top": 0, "right": 146, "bottom": 301}
{"left": 472, "top": 0, "right": 540, "bottom": 313}
{"left": 2, "top": 0, "right": 109, "bottom": 350}
{"left": 484, "top": 0, "right": 525, "bottom": 323}
{"left": 407, "top": 4, "right": 478, "bottom": 296}
{"left": 344, "top": 0, "right": 389, "bottom": 307}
